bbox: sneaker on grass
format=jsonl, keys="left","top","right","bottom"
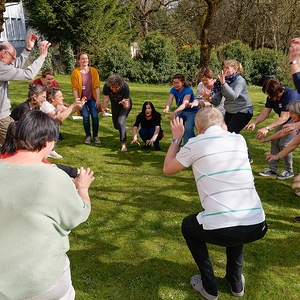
{"left": 48, "top": 150, "right": 62, "bottom": 159}
{"left": 294, "top": 216, "right": 300, "bottom": 222}
{"left": 226, "top": 274, "right": 245, "bottom": 297}
{"left": 277, "top": 170, "right": 294, "bottom": 180}
{"left": 84, "top": 136, "right": 92, "bottom": 144}
{"left": 190, "top": 274, "right": 218, "bottom": 300}
{"left": 94, "top": 136, "right": 101, "bottom": 144}
{"left": 259, "top": 168, "right": 277, "bottom": 177}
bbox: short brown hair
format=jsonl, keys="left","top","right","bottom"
{"left": 262, "top": 79, "right": 284, "bottom": 99}
{"left": 42, "top": 69, "right": 55, "bottom": 78}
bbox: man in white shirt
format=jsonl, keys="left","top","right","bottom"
{"left": 163, "top": 107, "right": 268, "bottom": 300}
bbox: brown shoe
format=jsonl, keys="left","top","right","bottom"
{"left": 94, "top": 136, "right": 101, "bottom": 144}
{"left": 85, "top": 136, "right": 92, "bottom": 144}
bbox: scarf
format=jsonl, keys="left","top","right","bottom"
{"left": 212, "top": 73, "right": 240, "bottom": 93}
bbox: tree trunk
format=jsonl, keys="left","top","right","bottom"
{"left": 0, "top": 0, "right": 6, "bottom": 33}
{"left": 199, "top": 0, "right": 222, "bottom": 69}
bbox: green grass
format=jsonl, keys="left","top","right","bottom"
{"left": 9, "top": 76, "right": 300, "bottom": 300}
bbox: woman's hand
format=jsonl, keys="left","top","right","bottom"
{"left": 167, "top": 112, "right": 176, "bottom": 120}
{"left": 73, "top": 167, "right": 95, "bottom": 190}
{"left": 256, "top": 128, "right": 269, "bottom": 139}
{"left": 265, "top": 152, "right": 278, "bottom": 162}
{"left": 201, "top": 89, "right": 211, "bottom": 100}
{"left": 245, "top": 123, "right": 256, "bottom": 131}
{"left": 218, "top": 70, "right": 226, "bottom": 86}
{"left": 130, "top": 138, "right": 140, "bottom": 146}
{"left": 163, "top": 107, "right": 169, "bottom": 114}
{"left": 145, "top": 139, "right": 155, "bottom": 146}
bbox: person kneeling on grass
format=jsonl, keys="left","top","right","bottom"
{"left": 131, "top": 101, "right": 164, "bottom": 151}
{"left": 163, "top": 107, "right": 268, "bottom": 300}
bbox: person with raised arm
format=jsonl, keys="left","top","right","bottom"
{"left": 0, "top": 34, "right": 51, "bottom": 145}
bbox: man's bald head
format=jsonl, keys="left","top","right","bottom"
{"left": 0, "top": 42, "right": 16, "bottom": 65}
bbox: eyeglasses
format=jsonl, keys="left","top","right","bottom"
{"left": 5, "top": 50, "right": 16, "bottom": 60}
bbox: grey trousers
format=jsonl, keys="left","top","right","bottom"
{"left": 269, "top": 124, "right": 296, "bottom": 173}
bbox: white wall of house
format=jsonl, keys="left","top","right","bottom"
{"left": 1, "top": 1, "right": 27, "bottom": 55}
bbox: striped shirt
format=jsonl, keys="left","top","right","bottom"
{"left": 176, "top": 125, "right": 265, "bottom": 230}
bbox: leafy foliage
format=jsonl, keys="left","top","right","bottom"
{"left": 99, "top": 43, "right": 134, "bottom": 82}
{"left": 251, "top": 48, "right": 288, "bottom": 85}
{"left": 177, "top": 45, "right": 200, "bottom": 85}
{"left": 217, "top": 40, "right": 254, "bottom": 83}
{"left": 23, "top": 0, "right": 132, "bottom": 54}
{"left": 133, "top": 31, "right": 177, "bottom": 83}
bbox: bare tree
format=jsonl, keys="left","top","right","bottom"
{"left": 131, "top": 0, "right": 177, "bottom": 37}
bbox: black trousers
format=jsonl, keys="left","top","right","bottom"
{"left": 181, "top": 213, "right": 268, "bottom": 295}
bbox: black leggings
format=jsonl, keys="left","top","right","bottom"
{"left": 225, "top": 111, "right": 253, "bottom": 134}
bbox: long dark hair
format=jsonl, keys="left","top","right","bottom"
{"left": 0, "top": 121, "right": 17, "bottom": 155}
{"left": 140, "top": 101, "right": 161, "bottom": 118}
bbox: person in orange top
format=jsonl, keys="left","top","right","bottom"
{"left": 70, "top": 52, "right": 101, "bottom": 145}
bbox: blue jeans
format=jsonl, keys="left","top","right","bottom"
{"left": 178, "top": 110, "right": 197, "bottom": 144}
{"left": 81, "top": 99, "right": 99, "bottom": 138}
{"left": 139, "top": 127, "right": 163, "bottom": 148}
{"left": 181, "top": 213, "right": 267, "bottom": 295}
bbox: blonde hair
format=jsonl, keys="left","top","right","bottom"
{"left": 223, "top": 59, "right": 243, "bottom": 74}
{"left": 194, "top": 107, "right": 224, "bottom": 132}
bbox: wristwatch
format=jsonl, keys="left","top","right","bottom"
{"left": 171, "top": 138, "right": 180, "bottom": 145}
{"left": 275, "top": 153, "right": 280, "bottom": 159}
{"left": 290, "top": 60, "right": 298, "bottom": 65}
{"left": 265, "top": 126, "right": 270, "bottom": 132}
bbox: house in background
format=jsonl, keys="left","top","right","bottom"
{"left": 0, "top": 0, "right": 27, "bottom": 55}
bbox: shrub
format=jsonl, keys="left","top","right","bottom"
{"left": 99, "top": 43, "right": 134, "bottom": 82}
{"left": 177, "top": 45, "right": 200, "bottom": 86}
{"left": 134, "top": 31, "right": 178, "bottom": 84}
{"left": 251, "top": 48, "right": 287, "bottom": 85}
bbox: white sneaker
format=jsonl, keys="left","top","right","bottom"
{"left": 48, "top": 150, "right": 63, "bottom": 159}
{"left": 190, "top": 274, "right": 218, "bottom": 300}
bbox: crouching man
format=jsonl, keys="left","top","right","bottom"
{"left": 163, "top": 107, "right": 268, "bottom": 299}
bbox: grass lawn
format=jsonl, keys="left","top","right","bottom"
{"left": 8, "top": 76, "right": 300, "bottom": 300}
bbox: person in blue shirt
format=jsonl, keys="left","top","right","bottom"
{"left": 246, "top": 78, "right": 300, "bottom": 179}
{"left": 163, "top": 74, "right": 198, "bottom": 144}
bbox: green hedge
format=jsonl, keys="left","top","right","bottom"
{"left": 95, "top": 35, "right": 293, "bottom": 86}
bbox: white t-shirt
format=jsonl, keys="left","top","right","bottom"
{"left": 40, "top": 101, "right": 55, "bottom": 114}
{"left": 196, "top": 82, "right": 225, "bottom": 115}
{"left": 176, "top": 125, "right": 265, "bottom": 230}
